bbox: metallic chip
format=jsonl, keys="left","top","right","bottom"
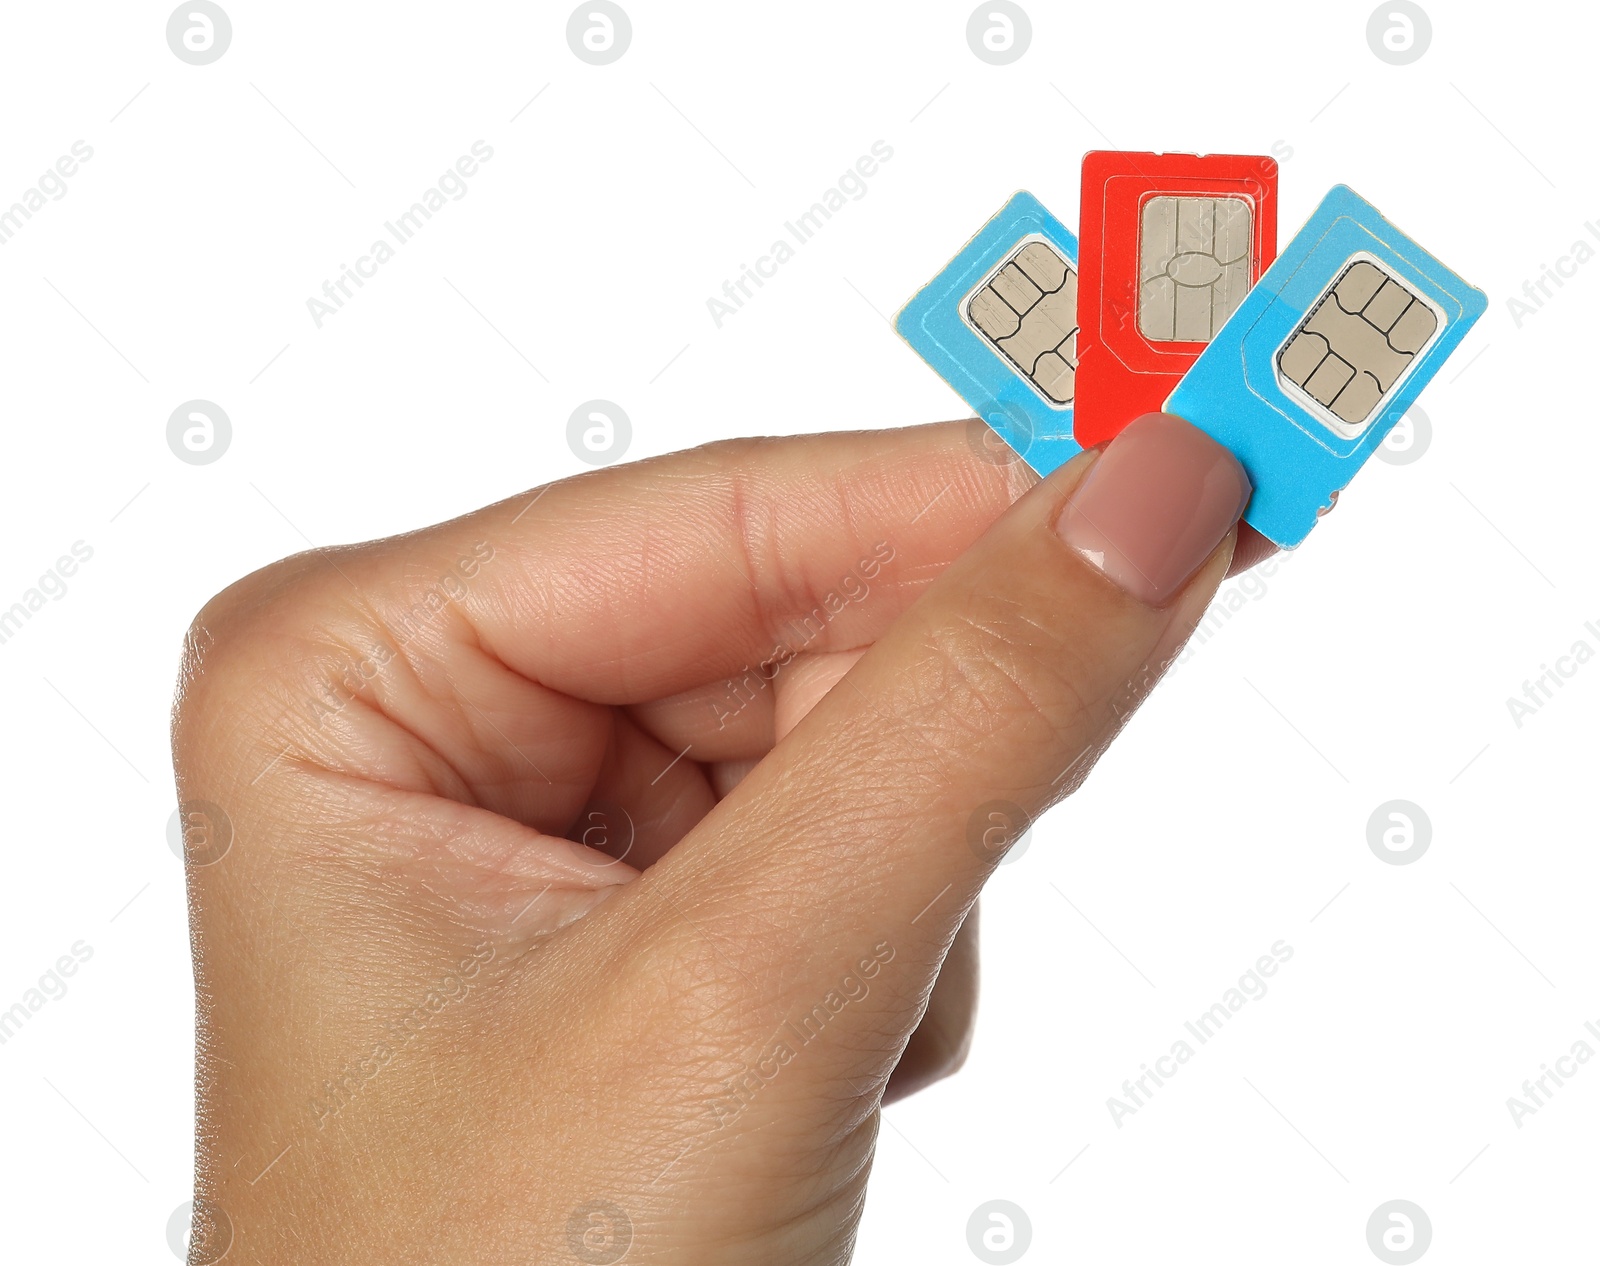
{"left": 966, "top": 239, "right": 1078, "bottom": 405}
{"left": 1139, "top": 196, "right": 1254, "bottom": 342}
{"left": 1275, "top": 258, "right": 1440, "bottom": 431}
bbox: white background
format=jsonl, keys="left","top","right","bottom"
{"left": 1, "top": 1, "right": 1595, "bottom": 1261}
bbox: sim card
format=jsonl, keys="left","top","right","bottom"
{"left": 895, "top": 191, "right": 1082, "bottom": 474}
{"left": 1166, "top": 185, "right": 1487, "bottom": 548}
{"left": 1074, "top": 151, "right": 1278, "bottom": 447}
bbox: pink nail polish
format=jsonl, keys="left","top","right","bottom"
{"left": 1055, "top": 413, "right": 1251, "bottom": 606}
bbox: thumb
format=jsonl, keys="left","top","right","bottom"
{"left": 632, "top": 411, "right": 1250, "bottom": 1079}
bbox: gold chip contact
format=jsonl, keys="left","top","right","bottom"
{"left": 1276, "top": 258, "right": 1440, "bottom": 432}
{"left": 965, "top": 239, "right": 1079, "bottom": 405}
{"left": 1139, "top": 196, "right": 1254, "bottom": 343}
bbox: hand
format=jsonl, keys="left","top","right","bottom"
{"left": 173, "top": 412, "right": 1253, "bottom": 1264}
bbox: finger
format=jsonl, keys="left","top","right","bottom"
{"left": 419, "top": 421, "right": 1032, "bottom": 705}
{"left": 776, "top": 646, "right": 971, "bottom": 1104}
{"left": 577, "top": 712, "right": 717, "bottom": 870}
{"left": 610, "top": 413, "right": 1249, "bottom": 1094}
{"left": 708, "top": 758, "right": 761, "bottom": 798}
{"left": 884, "top": 904, "right": 978, "bottom": 1104}
{"left": 588, "top": 649, "right": 869, "bottom": 861}
{"left": 1226, "top": 522, "right": 1278, "bottom": 576}
{"left": 623, "top": 646, "right": 866, "bottom": 764}
{"left": 772, "top": 650, "right": 864, "bottom": 742}
{"left": 618, "top": 466, "right": 1273, "bottom": 764}
{"left": 768, "top": 645, "right": 980, "bottom": 1104}
{"left": 626, "top": 678, "right": 776, "bottom": 764}
{"left": 207, "top": 423, "right": 1031, "bottom": 839}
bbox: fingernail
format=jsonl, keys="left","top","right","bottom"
{"left": 1055, "top": 413, "right": 1251, "bottom": 606}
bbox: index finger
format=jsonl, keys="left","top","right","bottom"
{"left": 408, "top": 420, "right": 1034, "bottom": 704}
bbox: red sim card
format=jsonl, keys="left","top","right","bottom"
{"left": 1074, "top": 151, "right": 1278, "bottom": 446}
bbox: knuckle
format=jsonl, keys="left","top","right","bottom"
{"left": 910, "top": 597, "right": 1099, "bottom": 748}
{"left": 173, "top": 548, "right": 370, "bottom": 757}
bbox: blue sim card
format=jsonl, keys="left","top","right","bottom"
{"left": 895, "top": 192, "right": 1082, "bottom": 474}
{"left": 1166, "top": 185, "right": 1486, "bottom": 548}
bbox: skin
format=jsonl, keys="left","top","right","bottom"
{"left": 172, "top": 419, "right": 1268, "bottom": 1264}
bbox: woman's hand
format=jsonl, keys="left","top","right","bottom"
{"left": 173, "top": 412, "right": 1251, "bottom": 1265}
